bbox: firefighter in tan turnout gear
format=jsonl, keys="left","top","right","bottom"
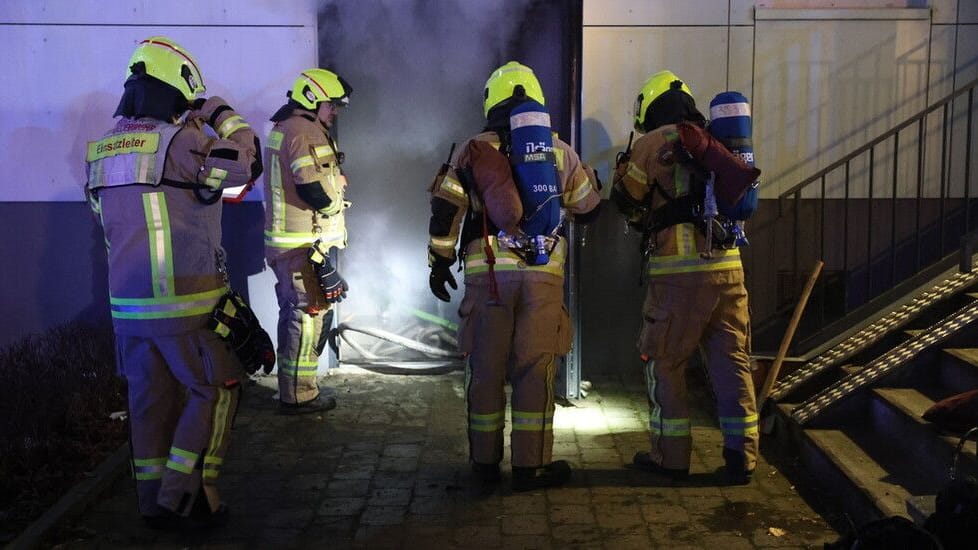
{"left": 262, "top": 69, "right": 353, "bottom": 414}
{"left": 611, "top": 70, "right": 759, "bottom": 484}
{"left": 428, "top": 62, "right": 601, "bottom": 491}
{"left": 85, "top": 37, "right": 261, "bottom": 526}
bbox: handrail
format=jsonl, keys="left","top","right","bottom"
{"left": 753, "top": 77, "right": 978, "bottom": 352}
{"left": 779, "top": 78, "right": 978, "bottom": 200}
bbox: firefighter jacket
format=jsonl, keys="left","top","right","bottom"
{"left": 262, "top": 110, "right": 348, "bottom": 261}
{"left": 85, "top": 98, "right": 259, "bottom": 337}
{"left": 618, "top": 123, "right": 743, "bottom": 282}
{"left": 428, "top": 131, "right": 600, "bottom": 282}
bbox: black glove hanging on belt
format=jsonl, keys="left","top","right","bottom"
{"left": 428, "top": 249, "right": 457, "bottom": 303}
{"left": 309, "top": 239, "right": 349, "bottom": 303}
{"left": 208, "top": 291, "right": 275, "bottom": 375}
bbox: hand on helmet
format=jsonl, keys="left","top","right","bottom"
{"left": 429, "top": 262, "right": 457, "bottom": 303}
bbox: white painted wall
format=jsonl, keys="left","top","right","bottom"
{"left": 0, "top": 0, "right": 319, "bottom": 202}
{"left": 0, "top": 0, "right": 318, "bottom": 366}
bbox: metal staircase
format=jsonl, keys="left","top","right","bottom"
{"left": 770, "top": 266, "right": 978, "bottom": 525}
{"left": 761, "top": 78, "right": 978, "bottom": 527}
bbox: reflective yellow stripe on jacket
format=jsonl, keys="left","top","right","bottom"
{"left": 464, "top": 236, "right": 566, "bottom": 278}
{"left": 647, "top": 248, "right": 741, "bottom": 276}
{"left": 264, "top": 131, "right": 347, "bottom": 251}
{"left": 108, "top": 191, "right": 225, "bottom": 321}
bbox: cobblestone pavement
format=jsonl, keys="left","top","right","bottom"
{"left": 51, "top": 367, "right": 843, "bottom": 549}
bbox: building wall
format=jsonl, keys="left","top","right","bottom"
{"left": 0, "top": 0, "right": 318, "bottom": 348}
{"left": 577, "top": 0, "right": 978, "bottom": 374}
{"left": 2, "top": 0, "right": 976, "bottom": 382}
{"left": 0, "top": 0, "right": 572, "bottom": 355}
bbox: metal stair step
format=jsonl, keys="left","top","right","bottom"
{"left": 805, "top": 428, "right": 910, "bottom": 521}
{"left": 840, "top": 364, "right": 861, "bottom": 376}
{"left": 873, "top": 387, "right": 933, "bottom": 418}
{"left": 870, "top": 387, "right": 976, "bottom": 476}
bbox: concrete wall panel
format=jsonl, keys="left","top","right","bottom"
{"left": 581, "top": 26, "right": 729, "bottom": 194}
{"left": 0, "top": 23, "right": 316, "bottom": 202}
{"left": 752, "top": 17, "right": 930, "bottom": 197}
{"left": 0, "top": 0, "right": 314, "bottom": 26}
{"left": 583, "top": 0, "right": 728, "bottom": 26}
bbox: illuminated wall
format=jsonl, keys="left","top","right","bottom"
{"left": 0, "top": 0, "right": 319, "bottom": 348}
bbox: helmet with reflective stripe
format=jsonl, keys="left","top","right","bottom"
{"left": 483, "top": 61, "right": 545, "bottom": 118}
{"left": 290, "top": 69, "right": 352, "bottom": 110}
{"left": 634, "top": 70, "right": 693, "bottom": 131}
{"left": 127, "top": 36, "right": 205, "bottom": 101}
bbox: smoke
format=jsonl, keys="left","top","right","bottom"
{"left": 317, "top": 0, "right": 533, "bottom": 359}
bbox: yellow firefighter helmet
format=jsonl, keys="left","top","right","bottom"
{"left": 634, "top": 70, "right": 693, "bottom": 131}
{"left": 483, "top": 61, "right": 545, "bottom": 118}
{"left": 126, "top": 36, "right": 205, "bottom": 101}
{"left": 290, "top": 69, "right": 352, "bottom": 110}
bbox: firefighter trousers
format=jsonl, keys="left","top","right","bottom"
{"left": 270, "top": 249, "right": 333, "bottom": 404}
{"left": 116, "top": 329, "right": 240, "bottom": 516}
{"left": 460, "top": 276, "right": 570, "bottom": 468}
{"left": 638, "top": 278, "right": 758, "bottom": 471}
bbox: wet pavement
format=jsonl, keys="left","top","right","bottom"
{"left": 50, "top": 367, "right": 843, "bottom": 549}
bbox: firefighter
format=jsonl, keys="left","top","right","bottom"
{"left": 262, "top": 69, "right": 353, "bottom": 414}
{"left": 427, "top": 61, "right": 602, "bottom": 491}
{"left": 611, "top": 70, "right": 758, "bottom": 484}
{"left": 85, "top": 36, "right": 261, "bottom": 526}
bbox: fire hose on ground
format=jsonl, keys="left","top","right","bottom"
{"left": 332, "top": 322, "right": 464, "bottom": 373}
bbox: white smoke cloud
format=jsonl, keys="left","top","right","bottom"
{"left": 316, "top": 0, "right": 534, "bottom": 360}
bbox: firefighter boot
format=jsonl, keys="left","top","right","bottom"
{"left": 471, "top": 462, "right": 502, "bottom": 495}
{"left": 631, "top": 451, "right": 690, "bottom": 481}
{"left": 722, "top": 447, "right": 754, "bottom": 485}
{"left": 142, "top": 510, "right": 184, "bottom": 530}
{"left": 188, "top": 491, "right": 229, "bottom": 528}
{"left": 511, "top": 460, "right": 571, "bottom": 492}
{"left": 279, "top": 393, "right": 337, "bottom": 415}
{"left": 472, "top": 462, "right": 502, "bottom": 485}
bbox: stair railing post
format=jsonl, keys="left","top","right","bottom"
{"left": 961, "top": 231, "right": 975, "bottom": 273}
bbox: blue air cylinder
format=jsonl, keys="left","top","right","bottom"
{"left": 709, "top": 91, "right": 759, "bottom": 220}
{"left": 509, "top": 99, "right": 562, "bottom": 265}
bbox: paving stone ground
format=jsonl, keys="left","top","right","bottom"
{"left": 49, "top": 367, "right": 844, "bottom": 549}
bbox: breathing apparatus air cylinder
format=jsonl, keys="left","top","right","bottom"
{"left": 708, "top": 91, "right": 759, "bottom": 220}
{"left": 508, "top": 99, "right": 562, "bottom": 265}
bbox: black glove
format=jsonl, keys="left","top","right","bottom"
{"left": 309, "top": 242, "right": 348, "bottom": 303}
{"left": 429, "top": 256, "right": 457, "bottom": 302}
{"left": 209, "top": 292, "right": 275, "bottom": 375}
{"left": 189, "top": 97, "right": 207, "bottom": 111}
